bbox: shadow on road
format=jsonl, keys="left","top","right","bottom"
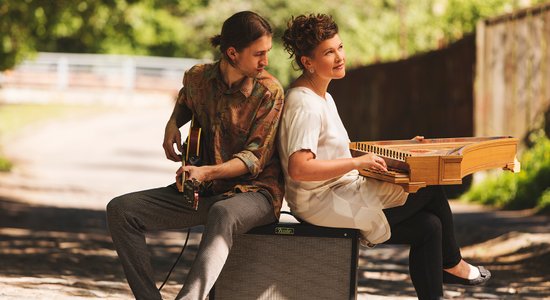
{"left": 0, "top": 197, "right": 200, "bottom": 291}
{"left": 1, "top": 196, "right": 549, "bottom": 299}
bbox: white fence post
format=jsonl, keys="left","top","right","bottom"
{"left": 123, "top": 57, "right": 136, "bottom": 91}
{"left": 57, "top": 57, "right": 69, "bottom": 90}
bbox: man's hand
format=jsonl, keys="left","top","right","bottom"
{"left": 181, "top": 165, "right": 211, "bottom": 182}
{"left": 175, "top": 167, "right": 184, "bottom": 192}
{"left": 163, "top": 120, "right": 183, "bottom": 162}
{"left": 175, "top": 165, "right": 212, "bottom": 192}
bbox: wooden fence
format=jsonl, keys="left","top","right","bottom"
{"left": 328, "top": 35, "right": 476, "bottom": 142}
{"left": 475, "top": 3, "right": 550, "bottom": 141}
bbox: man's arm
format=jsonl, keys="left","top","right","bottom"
{"left": 233, "top": 87, "right": 284, "bottom": 177}
{"left": 163, "top": 88, "right": 193, "bottom": 162}
{"left": 180, "top": 158, "right": 249, "bottom": 183}
{"left": 178, "top": 86, "right": 284, "bottom": 184}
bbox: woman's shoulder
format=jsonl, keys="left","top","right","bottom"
{"left": 285, "top": 87, "right": 321, "bottom": 106}
{"left": 286, "top": 87, "right": 331, "bottom": 117}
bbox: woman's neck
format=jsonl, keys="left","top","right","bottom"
{"left": 295, "top": 73, "right": 330, "bottom": 99}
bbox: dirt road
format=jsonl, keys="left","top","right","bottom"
{"left": 0, "top": 101, "right": 548, "bottom": 299}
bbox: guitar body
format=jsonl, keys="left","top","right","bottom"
{"left": 182, "top": 116, "right": 202, "bottom": 211}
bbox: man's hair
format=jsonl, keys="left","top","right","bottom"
{"left": 282, "top": 14, "right": 339, "bottom": 70}
{"left": 211, "top": 11, "right": 272, "bottom": 63}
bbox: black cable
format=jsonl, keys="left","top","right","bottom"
{"left": 158, "top": 227, "right": 191, "bottom": 291}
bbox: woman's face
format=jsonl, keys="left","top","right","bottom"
{"left": 306, "top": 33, "right": 346, "bottom": 80}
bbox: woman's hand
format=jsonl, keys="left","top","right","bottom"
{"left": 354, "top": 152, "right": 388, "bottom": 172}
{"left": 412, "top": 135, "right": 424, "bottom": 142}
{"left": 163, "top": 120, "right": 183, "bottom": 162}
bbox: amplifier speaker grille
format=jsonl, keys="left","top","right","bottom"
{"left": 210, "top": 223, "right": 359, "bottom": 300}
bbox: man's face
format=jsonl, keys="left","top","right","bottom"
{"left": 232, "top": 34, "right": 272, "bottom": 78}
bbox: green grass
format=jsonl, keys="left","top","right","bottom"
{"left": 0, "top": 156, "right": 12, "bottom": 171}
{"left": 0, "top": 103, "right": 103, "bottom": 137}
{"left": 0, "top": 103, "right": 107, "bottom": 172}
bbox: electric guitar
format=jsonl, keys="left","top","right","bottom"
{"left": 181, "top": 115, "right": 202, "bottom": 211}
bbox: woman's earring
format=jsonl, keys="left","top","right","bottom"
{"left": 309, "top": 68, "right": 314, "bottom": 73}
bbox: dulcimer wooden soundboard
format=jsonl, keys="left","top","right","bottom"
{"left": 349, "top": 136, "right": 521, "bottom": 193}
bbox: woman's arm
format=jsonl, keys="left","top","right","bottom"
{"left": 288, "top": 149, "right": 388, "bottom": 182}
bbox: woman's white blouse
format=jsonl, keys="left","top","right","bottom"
{"left": 277, "top": 87, "right": 408, "bottom": 244}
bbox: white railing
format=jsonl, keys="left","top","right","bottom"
{"left": 0, "top": 52, "right": 208, "bottom": 105}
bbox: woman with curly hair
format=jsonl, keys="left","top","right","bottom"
{"left": 278, "top": 13, "right": 491, "bottom": 300}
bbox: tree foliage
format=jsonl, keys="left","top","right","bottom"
{"left": 2, "top": 0, "right": 549, "bottom": 85}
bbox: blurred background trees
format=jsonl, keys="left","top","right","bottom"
{"left": 1, "top": 0, "right": 549, "bottom": 211}
{"left": 2, "top": 0, "right": 549, "bottom": 85}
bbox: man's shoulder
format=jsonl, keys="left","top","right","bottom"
{"left": 187, "top": 62, "right": 214, "bottom": 74}
{"left": 255, "top": 70, "right": 283, "bottom": 96}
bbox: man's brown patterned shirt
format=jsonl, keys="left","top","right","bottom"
{"left": 177, "top": 61, "right": 285, "bottom": 217}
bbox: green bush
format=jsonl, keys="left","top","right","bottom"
{"left": 537, "top": 188, "right": 550, "bottom": 213}
{"left": 461, "top": 131, "right": 550, "bottom": 211}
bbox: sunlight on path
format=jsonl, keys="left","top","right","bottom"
{"left": 0, "top": 100, "right": 189, "bottom": 210}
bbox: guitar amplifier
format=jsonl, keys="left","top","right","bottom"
{"left": 209, "top": 218, "right": 360, "bottom": 300}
